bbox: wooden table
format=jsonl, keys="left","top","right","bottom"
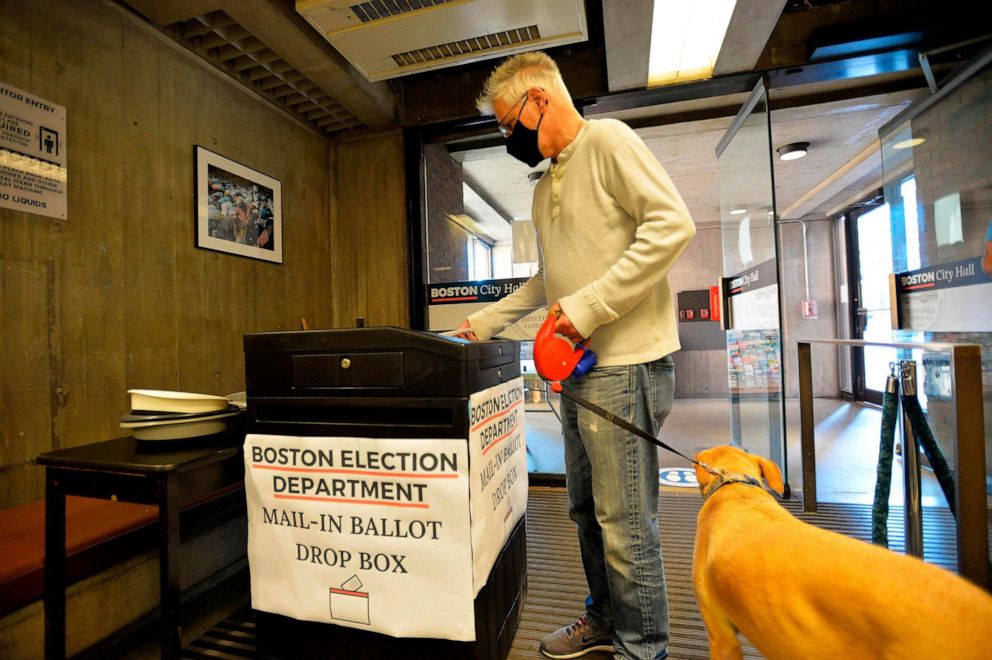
{"left": 38, "top": 435, "right": 244, "bottom": 659}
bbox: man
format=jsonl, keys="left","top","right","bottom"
{"left": 456, "top": 52, "right": 695, "bottom": 660}
{"left": 231, "top": 192, "right": 251, "bottom": 244}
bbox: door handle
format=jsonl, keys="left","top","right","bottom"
{"left": 855, "top": 307, "right": 868, "bottom": 333}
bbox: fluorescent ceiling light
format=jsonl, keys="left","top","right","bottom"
{"left": 730, "top": 208, "right": 748, "bottom": 215}
{"left": 648, "top": 0, "right": 736, "bottom": 87}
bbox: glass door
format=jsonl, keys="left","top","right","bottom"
{"left": 848, "top": 200, "right": 896, "bottom": 404}
{"left": 716, "top": 80, "right": 787, "bottom": 479}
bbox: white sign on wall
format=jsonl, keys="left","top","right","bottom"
{"left": 897, "top": 257, "right": 992, "bottom": 332}
{"left": 426, "top": 277, "right": 547, "bottom": 340}
{"left": 730, "top": 284, "right": 780, "bottom": 331}
{"left": 0, "top": 82, "right": 67, "bottom": 219}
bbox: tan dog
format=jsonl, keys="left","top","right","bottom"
{"left": 692, "top": 445, "right": 992, "bottom": 660}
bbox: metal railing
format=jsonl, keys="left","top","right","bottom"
{"left": 797, "top": 338, "right": 989, "bottom": 589}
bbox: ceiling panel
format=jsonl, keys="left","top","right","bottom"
{"left": 162, "top": 10, "right": 364, "bottom": 134}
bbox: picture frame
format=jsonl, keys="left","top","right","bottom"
{"left": 195, "top": 145, "right": 282, "bottom": 263}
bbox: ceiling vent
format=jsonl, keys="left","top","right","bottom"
{"left": 296, "top": 0, "right": 588, "bottom": 81}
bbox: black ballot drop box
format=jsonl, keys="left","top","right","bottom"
{"left": 243, "top": 327, "right": 527, "bottom": 660}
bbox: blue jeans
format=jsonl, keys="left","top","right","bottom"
{"left": 560, "top": 355, "right": 674, "bottom": 660}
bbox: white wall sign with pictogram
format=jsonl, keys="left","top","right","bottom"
{"left": 0, "top": 82, "right": 67, "bottom": 218}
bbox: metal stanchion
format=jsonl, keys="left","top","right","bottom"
{"left": 899, "top": 360, "right": 924, "bottom": 558}
{"left": 797, "top": 341, "right": 817, "bottom": 513}
{"left": 871, "top": 364, "right": 900, "bottom": 547}
{"left": 797, "top": 338, "right": 987, "bottom": 585}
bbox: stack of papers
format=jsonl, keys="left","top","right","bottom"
{"left": 122, "top": 389, "right": 242, "bottom": 441}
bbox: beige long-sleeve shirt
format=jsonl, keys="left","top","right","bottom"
{"left": 468, "top": 118, "right": 696, "bottom": 366}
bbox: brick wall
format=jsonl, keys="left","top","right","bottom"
{"left": 888, "top": 67, "right": 992, "bottom": 476}
{"left": 905, "top": 67, "right": 992, "bottom": 265}
{"left": 424, "top": 143, "right": 470, "bottom": 282}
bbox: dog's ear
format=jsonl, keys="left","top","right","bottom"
{"left": 756, "top": 456, "right": 785, "bottom": 495}
{"left": 694, "top": 453, "right": 715, "bottom": 493}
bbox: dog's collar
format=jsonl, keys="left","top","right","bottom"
{"left": 698, "top": 465, "right": 764, "bottom": 500}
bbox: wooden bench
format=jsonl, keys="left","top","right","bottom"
{"left": 0, "top": 484, "right": 245, "bottom": 617}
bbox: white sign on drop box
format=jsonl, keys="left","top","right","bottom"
{"left": 245, "top": 433, "right": 475, "bottom": 640}
{"left": 244, "top": 376, "right": 528, "bottom": 644}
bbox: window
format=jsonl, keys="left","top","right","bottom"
{"left": 934, "top": 191, "right": 964, "bottom": 246}
{"left": 467, "top": 236, "right": 492, "bottom": 280}
{"left": 900, "top": 177, "right": 921, "bottom": 270}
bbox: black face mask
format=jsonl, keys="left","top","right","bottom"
{"left": 505, "top": 109, "right": 545, "bottom": 167}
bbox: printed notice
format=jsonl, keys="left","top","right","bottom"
{"left": 897, "top": 257, "right": 992, "bottom": 332}
{"left": 725, "top": 259, "right": 780, "bottom": 331}
{"left": 244, "top": 434, "right": 477, "bottom": 641}
{"left": 426, "top": 277, "right": 547, "bottom": 340}
{"left": 730, "top": 284, "right": 780, "bottom": 331}
{"left": 0, "top": 82, "right": 67, "bottom": 218}
{"left": 468, "top": 377, "right": 528, "bottom": 592}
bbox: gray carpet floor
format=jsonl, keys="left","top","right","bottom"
{"left": 181, "top": 486, "right": 962, "bottom": 660}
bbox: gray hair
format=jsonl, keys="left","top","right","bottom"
{"left": 476, "top": 51, "right": 573, "bottom": 115}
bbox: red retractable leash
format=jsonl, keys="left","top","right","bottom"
{"left": 533, "top": 312, "right": 597, "bottom": 393}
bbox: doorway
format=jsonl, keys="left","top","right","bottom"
{"left": 847, "top": 198, "right": 894, "bottom": 404}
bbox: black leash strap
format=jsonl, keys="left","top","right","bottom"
{"left": 558, "top": 383, "right": 792, "bottom": 500}
{"left": 558, "top": 387, "right": 701, "bottom": 466}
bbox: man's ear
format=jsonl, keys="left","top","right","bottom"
{"left": 756, "top": 456, "right": 785, "bottom": 496}
{"left": 527, "top": 86, "right": 548, "bottom": 110}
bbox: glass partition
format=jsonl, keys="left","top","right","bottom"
{"left": 879, "top": 51, "right": 992, "bottom": 493}
{"left": 716, "top": 80, "right": 787, "bottom": 475}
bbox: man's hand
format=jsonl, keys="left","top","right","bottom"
{"left": 549, "top": 303, "right": 584, "bottom": 344}
{"left": 454, "top": 319, "right": 479, "bottom": 341}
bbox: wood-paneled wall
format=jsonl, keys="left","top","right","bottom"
{"left": 0, "top": 1, "right": 409, "bottom": 508}
{"left": 330, "top": 133, "right": 409, "bottom": 329}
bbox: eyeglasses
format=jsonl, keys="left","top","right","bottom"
{"left": 497, "top": 93, "right": 528, "bottom": 138}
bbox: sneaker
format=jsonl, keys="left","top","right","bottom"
{"left": 539, "top": 614, "right": 613, "bottom": 659}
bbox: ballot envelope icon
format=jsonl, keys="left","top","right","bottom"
{"left": 330, "top": 575, "right": 370, "bottom": 625}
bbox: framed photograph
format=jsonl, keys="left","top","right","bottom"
{"left": 195, "top": 145, "right": 282, "bottom": 263}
